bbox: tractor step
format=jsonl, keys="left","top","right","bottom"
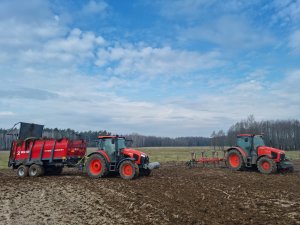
{"left": 109, "top": 162, "right": 117, "bottom": 171}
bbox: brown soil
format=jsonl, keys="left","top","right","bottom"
{"left": 0, "top": 160, "right": 300, "bottom": 225}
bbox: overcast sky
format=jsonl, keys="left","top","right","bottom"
{"left": 0, "top": 0, "right": 299, "bottom": 137}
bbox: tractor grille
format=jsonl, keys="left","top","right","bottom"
{"left": 280, "top": 153, "right": 285, "bottom": 161}
{"left": 133, "top": 154, "right": 139, "bottom": 161}
{"left": 140, "top": 156, "right": 149, "bottom": 165}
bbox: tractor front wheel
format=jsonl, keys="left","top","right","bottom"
{"left": 226, "top": 150, "right": 245, "bottom": 171}
{"left": 86, "top": 154, "right": 108, "bottom": 178}
{"left": 119, "top": 160, "right": 137, "bottom": 180}
{"left": 257, "top": 157, "right": 277, "bottom": 174}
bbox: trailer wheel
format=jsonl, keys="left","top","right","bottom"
{"left": 257, "top": 157, "right": 277, "bottom": 174}
{"left": 86, "top": 154, "right": 107, "bottom": 178}
{"left": 29, "top": 164, "right": 44, "bottom": 177}
{"left": 226, "top": 150, "right": 245, "bottom": 171}
{"left": 17, "top": 165, "right": 29, "bottom": 178}
{"left": 119, "top": 160, "right": 136, "bottom": 180}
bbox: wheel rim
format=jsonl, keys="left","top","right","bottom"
{"left": 19, "top": 168, "right": 25, "bottom": 176}
{"left": 229, "top": 153, "right": 240, "bottom": 168}
{"left": 90, "top": 159, "right": 102, "bottom": 175}
{"left": 261, "top": 161, "right": 270, "bottom": 171}
{"left": 31, "top": 168, "right": 37, "bottom": 176}
{"left": 123, "top": 164, "right": 133, "bottom": 176}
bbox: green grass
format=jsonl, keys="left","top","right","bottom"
{"left": 140, "top": 147, "right": 226, "bottom": 162}
{"left": 140, "top": 147, "right": 300, "bottom": 162}
{"left": 0, "top": 151, "right": 9, "bottom": 169}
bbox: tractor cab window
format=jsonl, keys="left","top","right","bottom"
{"left": 117, "top": 138, "right": 126, "bottom": 149}
{"left": 237, "top": 136, "right": 251, "bottom": 153}
{"left": 253, "top": 136, "right": 265, "bottom": 149}
{"left": 103, "top": 139, "right": 115, "bottom": 158}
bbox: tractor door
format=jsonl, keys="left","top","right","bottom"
{"left": 237, "top": 136, "right": 251, "bottom": 156}
{"left": 100, "top": 139, "right": 117, "bottom": 162}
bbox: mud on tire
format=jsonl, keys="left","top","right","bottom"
{"left": 257, "top": 157, "right": 277, "bottom": 174}
{"left": 17, "top": 165, "right": 29, "bottom": 178}
{"left": 119, "top": 160, "right": 137, "bottom": 180}
{"left": 86, "top": 154, "right": 108, "bottom": 178}
{"left": 226, "top": 149, "right": 245, "bottom": 171}
{"left": 29, "top": 164, "right": 44, "bottom": 177}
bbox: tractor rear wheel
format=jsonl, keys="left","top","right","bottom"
{"left": 29, "top": 164, "right": 44, "bottom": 177}
{"left": 86, "top": 154, "right": 108, "bottom": 178}
{"left": 226, "top": 150, "right": 245, "bottom": 171}
{"left": 119, "top": 160, "right": 137, "bottom": 180}
{"left": 17, "top": 165, "right": 29, "bottom": 178}
{"left": 257, "top": 157, "right": 277, "bottom": 174}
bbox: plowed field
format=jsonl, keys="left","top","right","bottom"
{"left": 0, "top": 160, "right": 300, "bottom": 225}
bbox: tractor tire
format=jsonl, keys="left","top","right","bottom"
{"left": 119, "top": 160, "right": 136, "bottom": 180}
{"left": 86, "top": 154, "right": 108, "bottom": 178}
{"left": 257, "top": 157, "right": 277, "bottom": 174}
{"left": 29, "top": 164, "right": 44, "bottom": 177}
{"left": 226, "top": 150, "right": 245, "bottom": 171}
{"left": 17, "top": 165, "right": 29, "bottom": 178}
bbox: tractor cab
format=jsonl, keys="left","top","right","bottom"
{"left": 236, "top": 134, "right": 265, "bottom": 156}
{"left": 97, "top": 136, "right": 129, "bottom": 161}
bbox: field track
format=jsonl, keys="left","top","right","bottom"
{"left": 0, "top": 160, "right": 300, "bottom": 225}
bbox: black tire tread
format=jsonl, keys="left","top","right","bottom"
{"left": 119, "top": 160, "right": 136, "bottom": 180}
{"left": 257, "top": 157, "right": 277, "bottom": 174}
{"left": 86, "top": 154, "right": 108, "bottom": 178}
{"left": 226, "top": 149, "right": 245, "bottom": 171}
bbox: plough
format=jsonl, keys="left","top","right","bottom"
{"left": 185, "top": 151, "right": 226, "bottom": 168}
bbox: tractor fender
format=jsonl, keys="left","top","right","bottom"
{"left": 226, "top": 147, "right": 247, "bottom": 164}
{"left": 87, "top": 151, "right": 110, "bottom": 163}
{"left": 116, "top": 158, "right": 135, "bottom": 169}
{"left": 256, "top": 154, "right": 272, "bottom": 162}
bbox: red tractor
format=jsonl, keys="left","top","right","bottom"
{"left": 226, "top": 134, "right": 294, "bottom": 174}
{"left": 85, "top": 136, "right": 160, "bottom": 179}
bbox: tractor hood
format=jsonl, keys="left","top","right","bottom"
{"left": 258, "top": 146, "right": 285, "bottom": 155}
{"left": 122, "top": 148, "right": 148, "bottom": 157}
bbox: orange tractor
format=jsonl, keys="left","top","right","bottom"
{"left": 186, "top": 134, "right": 294, "bottom": 174}
{"left": 86, "top": 136, "right": 160, "bottom": 179}
{"left": 226, "top": 134, "right": 293, "bottom": 174}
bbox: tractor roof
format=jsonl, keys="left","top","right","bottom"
{"left": 98, "top": 135, "right": 125, "bottom": 139}
{"left": 237, "top": 134, "right": 263, "bottom": 137}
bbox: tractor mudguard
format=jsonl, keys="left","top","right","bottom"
{"left": 227, "top": 147, "right": 247, "bottom": 164}
{"left": 87, "top": 151, "right": 110, "bottom": 163}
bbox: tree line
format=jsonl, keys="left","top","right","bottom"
{"left": 225, "top": 115, "right": 300, "bottom": 150}
{"left": 0, "top": 116, "right": 299, "bottom": 150}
